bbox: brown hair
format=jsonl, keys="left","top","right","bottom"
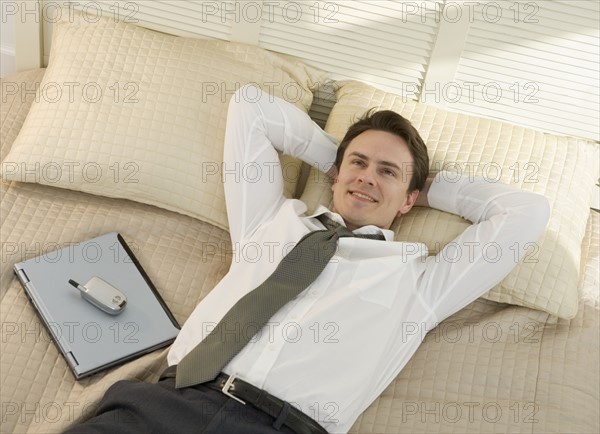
{"left": 335, "top": 109, "right": 429, "bottom": 193}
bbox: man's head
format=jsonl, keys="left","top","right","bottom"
{"left": 331, "top": 109, "right": 429, "bottom": 231}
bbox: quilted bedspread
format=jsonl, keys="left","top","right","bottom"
{"left": 1, "top": 70, "right": 598, "bottom": 434}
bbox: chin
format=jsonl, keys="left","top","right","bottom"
{"left": 343, "top": 214, "right": 370, "bottom": 230}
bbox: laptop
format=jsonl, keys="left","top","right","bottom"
{"left": 13, "top": 232, "right": 180, "bottom": 379}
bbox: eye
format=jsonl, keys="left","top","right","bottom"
{"left": 381, "top": 168, "right": 396, "bottom": 177}
{"left": 351, "top": 159, "right": 366, "bottom": 167}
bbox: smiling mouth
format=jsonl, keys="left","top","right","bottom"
{"left": 350, "top": 191, "right": 377, "bottom": 202}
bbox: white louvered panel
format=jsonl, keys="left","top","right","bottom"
{"left": 451, "top": 1, "right": 599, "bottom": 141}
{"left": 44, "top": 1, "right": 235, "bottom": 65}
{"left": 64, "top": 1, "right": 233, "bottom": 40}
{"left": 258, "top": 0, "right": 441, "bottom": 96}
{"left": 309, "top": 80, "right": 338, "bottom": 128}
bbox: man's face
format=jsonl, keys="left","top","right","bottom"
{"left": 331, "top": 129, "right": 419, "bottom": 231}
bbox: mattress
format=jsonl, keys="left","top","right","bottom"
{"left": 1, "top": 69, "right": 598, "bottom": 434}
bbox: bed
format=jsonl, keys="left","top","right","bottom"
{"left": 1, "top": 14, "right": 598, "bottom": 434}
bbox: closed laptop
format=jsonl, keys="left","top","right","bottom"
{"left": 13, "top": 232, "right": 180, "bottom": 379}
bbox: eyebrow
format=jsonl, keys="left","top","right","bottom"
{"left": 348, "top": 151, "right": 403, "bottom": 172}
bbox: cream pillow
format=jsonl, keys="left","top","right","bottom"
{"left": 301, "top": 80, "right": 599, "bottom": 320}
{"left": 1, "top": 16, "right": 325, "bottom": 231}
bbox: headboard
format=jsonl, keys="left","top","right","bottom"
{"left": 8, "top": 0, "right": 600, "bottom": 142}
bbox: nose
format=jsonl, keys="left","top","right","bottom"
{"left": 357, "top": 168, "right": 376, "bottom": 186}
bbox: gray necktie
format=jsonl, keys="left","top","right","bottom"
{"left": 175, "top": 214, "right": 384, "bottom": 388}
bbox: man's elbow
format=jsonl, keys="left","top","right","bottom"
{"left": 226, "top": 84, "right": 263, "bottom": 119}
{"left": 230, "top": 84, "right": 262, "bottom": 107}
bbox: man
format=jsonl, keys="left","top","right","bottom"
{"left": 66, "top": 84, "right": 550, "bottom": 433}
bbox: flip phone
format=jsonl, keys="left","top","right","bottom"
{"left": 69, "top": 277, "right": 127, "bottom": 315}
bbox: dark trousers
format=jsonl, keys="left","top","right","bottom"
{"left": 63, "top": 378, "right": 295, "bottom": 434}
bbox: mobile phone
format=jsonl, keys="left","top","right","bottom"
{"left": 69, "top": 277, "right": 127, "bottom": 315}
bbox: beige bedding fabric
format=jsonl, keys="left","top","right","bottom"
{"left": 3, "top": 17, "right": 323, "bottom": 232}
{"left": 1, "top": 70, "right": 598, "bottom": 434}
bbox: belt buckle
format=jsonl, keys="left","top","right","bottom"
{"left": 221, "top": 373, "right": 246, "bottom": 405}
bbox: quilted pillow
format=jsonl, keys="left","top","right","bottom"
{"left": 301, "top": 80, "right": 599, "bottom": 320}
{"left": 0, "top": 16, "right": 325, "bottom": 231}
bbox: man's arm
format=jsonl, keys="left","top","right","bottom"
{"left": 417, "top": 171, "right": 551, "bottom": 321}
{"left": 223, "top": 84, "right": 338, "bottom": 243}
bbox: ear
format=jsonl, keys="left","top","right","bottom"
{"left": 330, "top": 175, "right": 338, "bottom": 190}
{"left": 396, "top": 189, "right": 420, "bottom": 217}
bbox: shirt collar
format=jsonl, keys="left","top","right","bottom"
{"left": 306, "top": 205, "right": 395, "bottom": 241}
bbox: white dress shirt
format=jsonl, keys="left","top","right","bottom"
{"left": 168, "top": 85, "right": 551, "bottom": 433}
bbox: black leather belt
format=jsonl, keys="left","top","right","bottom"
{"left": 160, "top": 368, "right": 327, "bottom": 434}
